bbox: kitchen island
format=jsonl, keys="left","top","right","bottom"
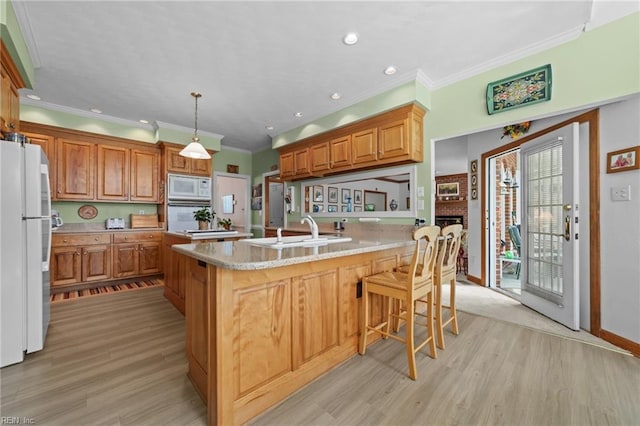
{"left": 172, "top": 235, "right": 414, "bottom": 425}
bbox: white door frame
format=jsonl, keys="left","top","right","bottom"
{"left": 212, "top": 171, "right": 251, "bottom": 231}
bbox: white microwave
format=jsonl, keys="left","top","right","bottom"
{"left": 167, "top": 174, "right": 211, "bottom": 201}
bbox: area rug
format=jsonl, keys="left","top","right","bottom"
{"left": 50, "top": 279, "right": 164, "bottom": 303}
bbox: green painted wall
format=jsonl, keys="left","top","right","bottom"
{"left": 214, "top": 147, "right": 253, "bottom": 175}
{"left": 52, "top": 202, "right": 158, "bottom": 225}
{"left": 250, "top": 147, "right": 280, "bottom": 236}
{"left": 0, "top": 0, "right": 35, "bottom": 87}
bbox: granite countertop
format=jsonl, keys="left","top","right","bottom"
{"left": 172, "top": 236, "right": 413, "bottom": 271}
{"left": 165, "top": 230, "right": 253, "bottom": 240}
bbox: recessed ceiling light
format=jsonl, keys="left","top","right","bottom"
{"left": 265, "top": 125, "right": 274, "bottom": 131}
{"left": 330, "top": 92, "right": 342, "bottom": 100}
{"left": 90, "top": 108, "right": 102, "bottom": 114}
{"left": 139, "top": 119, "right": 149, "bottom": 124}
{"left": 384, "top": 66, "right": 397, "bottom": 75}
{"left": 343, "top": 32, "right": 358, "bottom": 45}
{"left": 27, "top": 94, "right": 41, "bottom": 100}
{"left": 294, "top": 112, "right": 303, "bottom": 118}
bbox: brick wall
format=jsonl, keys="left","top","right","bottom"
{"left": 435, "top": 173, "right": 468, "bottom": 228}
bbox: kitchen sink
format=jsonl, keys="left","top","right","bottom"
{"left": 240, "top": 235, "right": 352, "bottom": 249}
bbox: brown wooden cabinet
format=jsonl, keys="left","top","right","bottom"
{"left": 351, "top": 128, "right": 378, "bottom": 165}
{"left": 97, "top": 144, "right": 129, "bottom": 201}
{"left": 112, "top": 232, "right": 162, "bottom": 278}
{"left": 56, "top": 138, "right": 95, "bottom": 200}
{"left": 1, "top": 46, "right": 23, "bottom": 133}
{"left": 310, "top": 141, "right": 330, "bottom": 173}
{"left": 23, "top": 132, "right": 55, "bottom": 197}
{"left": 279, "top": 104, "right": 425, "bottom": 180}
{"left": 163, "top": 144, "right": 212, "bottom": 177}
{"left": 51, "top": 233, "right": 111, "bottom": 287}
{"left": 130, "top": 149, "right": 160, "bottom": 202}
{"left": 329, "top": 135, "right": 352, "bottom": 170}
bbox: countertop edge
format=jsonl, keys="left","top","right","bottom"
{"left": 172, "top": 240, "right": 413, "bottom": 270}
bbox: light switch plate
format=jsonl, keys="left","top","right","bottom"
{"left": 611, "top": 185, "right": 631, "bottom": 201}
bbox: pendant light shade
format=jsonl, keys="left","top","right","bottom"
{"left": 179, "top": 92, "right": 211, "bottom": 160}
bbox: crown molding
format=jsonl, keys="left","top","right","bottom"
{"left": 10, "top": 1, "right": 42, "bottom": 68}
{"left": 153, "top": 120, "right": 224, "bottom": 140}
{"left": 430, "top": 24, "right": 584, "bottom": 89}
{"left": 220, "top": 144, "right": 252, "bottom": 154}
{"left": 20, "top": 97, "right": 154, "bottom": 130}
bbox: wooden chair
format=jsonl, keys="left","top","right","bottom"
{"left": 434, "top": 224, "right": 463, "bottom": 349}
{"left": 358, "top": 225, "right": 440, "bottom": 380}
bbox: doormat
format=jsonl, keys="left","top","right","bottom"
{"left": 50, "top": 279, "right": 164, "bottom": 303}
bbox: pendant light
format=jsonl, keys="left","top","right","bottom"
{"left": 179, "top": 92, "right": 211, "bottom": 159}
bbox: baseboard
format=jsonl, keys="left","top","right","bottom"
{"left": 600, "top": 329, "right": 640, "bottom": 357}
{"left": 466, "top": 274, "right": 482, "bottom": 285}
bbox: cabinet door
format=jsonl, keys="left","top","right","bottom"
{"left": 351, "top": 128, "right": 378, "bottom": 164}
{"left": 97, "top": 144, "right": 129, "bottom": 201}
{"left": 51, "top": 246, "right": 82, "bottom": 286}
{"left": 138, "top": 242, "right": 162, "bottom": 275}
{"left": 130, "top": 149, "right": 159, "bottom": 202}
{"left": 294, "top": 147, "right": 310, "bottom": 175}
{"left": 166, "top": 146, "right": 190, "bottom": 174}
{"left": 378, "top": 118, "right": 409, "bottom": 160}
{"left": 310, "top": 142, "right": 330, "bottom": 173}
{"left": 23, "top": 132, "right": 55, "bottom": 197}
{"left": 56, "top": 139, "right": 95, "bottom": 200}
{"left": 1, "top": 66, "right": 19, "bottom": 132}
{"left": 81, "top": 245, "right": 111, "bottom": 282}
{"left": 338, "top": 262, "right": 371, "bottom": 340}
{"left": 112, "top": 244, "right": 139, "bottom": 278}
{"left": 279, "top": 151, "right": 295, "bottom": 178}
{"left": 191, "top": 157, "right": 212, "bottom": 177}
{"left": 329, "top": 135, "right": 352, "bottom": 169}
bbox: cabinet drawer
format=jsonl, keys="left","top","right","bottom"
{"left": 52, "top": 233, "right": 111, "bottom": 246}
{"left": 113, "top": 231, "right": 162, "bottom": 243}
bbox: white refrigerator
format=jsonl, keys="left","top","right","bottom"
{"left": 0, "top": 140, "right": 52, "bottom": 368}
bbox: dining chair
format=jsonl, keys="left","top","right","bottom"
{"left": 359, "top": 225, "right": 440, "bottom": 380}
{"left": 508, "top": 225, "right": 521, "bottom": 279}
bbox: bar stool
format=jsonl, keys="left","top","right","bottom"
{"left": 434, "top": 224, "right": 463, "bottom": 349}
{"left": 358, "top": 225, "right": 440, "bottom": 380}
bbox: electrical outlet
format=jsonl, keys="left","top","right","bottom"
{"left": 138, "top": 209, "right": 145, "bottom": 214}
{"left": 611, "top": 185, "right": 631, "bottom": 201}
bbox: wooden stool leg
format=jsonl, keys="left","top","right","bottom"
{"left": 359, "top": 282, "right": 369, "bottom": 355}
{"left": 435, "top": 280, "right": 445, "bottom": 349}
{"left": 449, "top": 278, "right": 459, "bottom": 335}
{"left": 427, "top": 290, "right": 437, "bottom": 359}
{"left": 405, "top": 297, "right": 417, "bottom": 381}
{"left": 383, "top": 296, "right": 392, "bottom": 339}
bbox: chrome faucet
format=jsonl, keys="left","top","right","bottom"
{"left": 301, "top": 215, "right": 319, "bottom": 240}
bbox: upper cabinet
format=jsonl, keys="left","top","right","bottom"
{"left": 279, "top": 104, "right": 425, "bottom": 181}
{"left": 21, "top": 122, "right": 161, "bottom": 203}
{"left": 1, "top": 42, "right": 25, "bottom": 133}
{"left": 162, "top": 143, "right": 213, "bottom": 177}
{"left": 57, "top": 139, "right": 96, "bottom": 200}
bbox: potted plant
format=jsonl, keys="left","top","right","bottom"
{"left": 193, "top": 207, "right": 213, "bottom": 230}
{"left": 217, "top": 217, "right": 232, "bottom": 230}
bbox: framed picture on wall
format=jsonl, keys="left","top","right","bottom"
{"left": 436, "top": 182, "right": 459, "bottom": 197}
{"left": 353, "top": 190, "right": 362, "bottom": 204}
{"left": 341, "top": 188, "right": 351, "bottom": 203}
{"left": 313, "top": 185, "right": 324, "bottom": 202}
{"left": 328, "top": 187, "right": 339, "bottom": 203}
{"left": 606, "top": 146, "right": 640, "bottom": 173}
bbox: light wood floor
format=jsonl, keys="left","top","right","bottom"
{"left": 2, "top": 287, "right": 638, "bottom": 425}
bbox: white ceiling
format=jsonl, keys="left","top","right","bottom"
{"left": 11, "top": 1, "right": 638, "bottom": 152}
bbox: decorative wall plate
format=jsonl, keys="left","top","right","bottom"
{"left": 78, "top": 204, "right": 98, "bottom": 219}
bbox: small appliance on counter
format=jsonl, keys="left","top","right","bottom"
{"left": 105, "top": 217, "right": 125, "bottom": 229}
{"left": 51, "top": 210, "right": 63, "bottom": 228}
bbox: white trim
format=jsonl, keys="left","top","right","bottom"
{"left": 20, "top": 98, "right": 155, "bottom": 130}
{"left": 220, "top": 144, "right": 252, "bottom": 154}
{"left": 11, "top": 1, "right": 42, "bottom": 69}
{"left": 212, "top": 171, "right": 251, "bottom": 233}
{"left": 154, "top": 121, "right": 224, "bottom": 140}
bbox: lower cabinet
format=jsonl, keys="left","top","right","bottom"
{"left": 51, "top": 234, "right": 112, "bottom": 287}
{"left": 51, "top": 231, "right": 162, "bottom": 289}
{"left": 112, "top": 232, "right": 162, "bottom": 278}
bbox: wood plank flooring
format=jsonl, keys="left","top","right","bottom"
{"left": 1, "top": 286, "right": 638, "bottom": 425}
